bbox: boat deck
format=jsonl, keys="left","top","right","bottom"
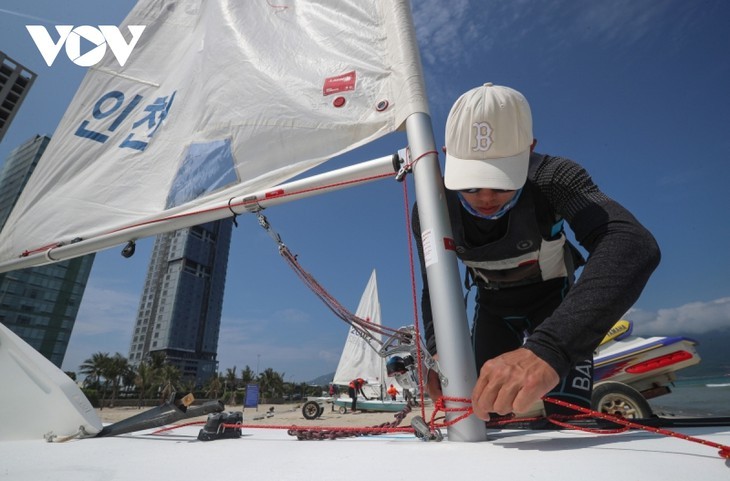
{"left": 2, "top": 423, "right": 728, "bottom": 480}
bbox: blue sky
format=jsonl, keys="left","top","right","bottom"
{"left": 1, "top": 0, "right": 729, "bottom": 382}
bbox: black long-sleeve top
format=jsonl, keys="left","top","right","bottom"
{"left": 412, "top": 153, "right": 661, "bottom": 378}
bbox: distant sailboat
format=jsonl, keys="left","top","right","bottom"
{"left": 332, "top": 270, "right": 409, "bottom": 413}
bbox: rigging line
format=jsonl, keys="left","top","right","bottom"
{"left": 430, "top": 395, "right": 730, "bottom": 460}
{"left": 542, "top": 396, "right": 730, "bottom": 459}
{"left": 395, "top": 148, "right": 437, "bottom": 182}
{"left": 401, "top": 173, "right": 428, "bottom": 419}
{"left": 256, "top": 212, "right": 407, "bottom": 345}
{"left": 281, "top": 245, "right": 400, "bottom": 338}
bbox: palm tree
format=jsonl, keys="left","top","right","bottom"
{"left": 148, "top": 351, "right": 167, "bottom": 371}
{"left": 79, "top": 352, "right": 110, "bottom": 389}
{"left": 103, "top": 353, "right": 131, "bottom": 408}
{"left": 204, "top": 372, "right": 223, "bottom": 400}
{"left": 241, "top": 365, "right": 255, "bottom": 386}
{"left": 134, "top": 362, "right": 156, "bottom": 408}
{"left": 224, "top": 367, "right": 238, "bottom": 405}
{"left": 158, "top": 364, "right": 181, "bottom": 404}
{"left": 258, "top": 367, "right": 285, "bottom": 401}
{"left": 180, "top": 379, "right": 196, "bottom": 397}
{"left": 80, "top": 352, "right": 111, "bottom": 407}
{"left": 121, "top": 363, "right": 137, "bottom": 397}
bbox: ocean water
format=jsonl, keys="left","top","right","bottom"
{"left": 648, "top": 375, "right": 730, "bottom": 417}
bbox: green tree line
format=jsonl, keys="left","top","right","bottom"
{"left": 71, "top": 351, "right": 325, "bottom": 408}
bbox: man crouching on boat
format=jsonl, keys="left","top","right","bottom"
{"left": 412, "top": 83, "right": 660, "bottom": 420}
{"left": 348, "top": 377, "right": 369, "bottom": 413}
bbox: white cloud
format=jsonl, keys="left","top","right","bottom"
{"left": 275, "top": 308, "right": 310, "bottom": 323}
{"left": 73, "top": 286, "right": 138, "bottom": 335}
{"left": 412, "top": 0, "right": 680, "bottom": 68}
{"left": 412, "top": 0, "right": 474, "bottom": 67}
{"left": 0, "top": 7, "right": 60, "bottom": 24}
{"left": 214, "top": 312, "right": 342, "bottom": 380}
{"left": 627, "top": 297, "right": 730, "bottom": 336}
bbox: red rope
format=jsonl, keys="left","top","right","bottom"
{"left": 542, "top": 396, "right": 730, "bottom": 459}
{"left": 429, "top": 397, "right": 474, "bottom": 428}
{"left": 400, "top": 169, "right": 427, "bottom": 420}
{"left": 425, "top": 395, "right": 730, "bottom": 459}
{"left": 149, "top": 377, "right": 728, "bottom": 455}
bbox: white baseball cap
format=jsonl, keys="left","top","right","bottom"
{"left": 444, "top": 83, "right": 533, "bottom": 191}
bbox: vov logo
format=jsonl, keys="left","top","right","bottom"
{"left": 26, "top": 25, "right": 146, "bottom": 67}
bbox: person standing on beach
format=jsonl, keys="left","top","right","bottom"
{"left": 348, "top": 377, "right": 368, "bottom": 413}
{"left": 412, "top": 83, "right": 660, "bottom": 420}
{"left": 387, "top": 384, "right": 400, "bottom": 401}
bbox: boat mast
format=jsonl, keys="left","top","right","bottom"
{"left": 405, "top": 112, "right": 488, "bottom": 442}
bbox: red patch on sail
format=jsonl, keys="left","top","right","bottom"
{"left": 323, "top": 71, "right": 356, "bottom": 96}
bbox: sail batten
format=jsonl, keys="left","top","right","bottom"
{"left": 0, "top": 0, "right": 428, "bottom": 268}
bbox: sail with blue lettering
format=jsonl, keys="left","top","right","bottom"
{"left": 0, "top": 0, "right": 428, "bottom": 271}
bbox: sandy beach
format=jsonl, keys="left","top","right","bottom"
{"left": 95, "top": 399, "right": 439, "bottom": 430}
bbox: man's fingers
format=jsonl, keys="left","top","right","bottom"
{"left": 510, "top": 383, "right": 538, "bottom": 413}
{"left": 471, "top": 379, "right": 499, "bottom": 419}
{"left": 492, "top": 383, "right": 522, "bottom": 415}
{"left": 471, "top": 348, "right": 561, "bottom": 418}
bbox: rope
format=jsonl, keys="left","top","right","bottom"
{"left": 423, "top": 395, "right": 730, "bottom": 459}
{"left": 541, "top": 396, "right": 730, "bottom": 459}
{"left": 287, "top": 404, "right": 415, "bottom": 440}
{"left": 279, "top": 243, "right": 407, "bottom": 342}
{"left": 256, "top": 210, "right": 412, "bottom": 357}
{"left": 143, "top": 399, "right": 729, "bottom": 458}
{"left": 147, "top": 407, "right": 416, "bottom": 441}
{"left": 251, "top": 146, "right": 437, "bottom": 439}
{"left": 400, "top": 172, "right": 428, "bottom": 420}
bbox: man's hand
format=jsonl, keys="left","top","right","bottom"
{"left": 471, "top": 348, "right": 559, "bottom": 420}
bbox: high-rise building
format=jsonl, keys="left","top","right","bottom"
{"left": 0, "top": 52, "right": 36, "bottom": 143}
{"left": 0, "top": 135, "right": 95, "bottom": 367}
{"left": 129, "top": 219, "right": 232, "bottom": 386}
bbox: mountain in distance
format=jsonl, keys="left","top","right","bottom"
{"left": 304, "top": 330, "right": 729, "bottom": 386}
{"left": 307, "top": 371, "right": 335, "bottom": 386}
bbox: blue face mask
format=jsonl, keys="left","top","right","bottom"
{"left": 457, "top": 188, "right": 523, "bottom": 220}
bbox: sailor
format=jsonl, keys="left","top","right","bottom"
{"left": 412, "top": 83, "right": 660, "bottom": 420}
{"left": 387, "top": 384, "right": 400, "bottom": 401}
{"left": 348, "top": 377, "right": 369, "bottom": 413}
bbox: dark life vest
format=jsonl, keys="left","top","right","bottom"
{"left": 445, "top": 176, "right": 583, "bottom": 290}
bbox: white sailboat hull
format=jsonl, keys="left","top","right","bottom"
{"left": 2, "top": 424, "right": 729, "bottom": 480}
{"left": 333, "top": 396, "right": 408, "bottom": 413}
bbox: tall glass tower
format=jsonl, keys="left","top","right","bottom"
{"left": 128, "top": 219, "right": 232, "bottom": 387}
{"left": 0, "top": 52, "right": 36, "bottom": 143}
{"left": 0, "top": 135, "right": 95, "bottom": 367}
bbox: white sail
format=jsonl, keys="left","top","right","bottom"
{"left": 0, "top": 0, "right": 428, "bottom": 267}
{"left": 332, "top": 270, "right": 406, "bottom": 399}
